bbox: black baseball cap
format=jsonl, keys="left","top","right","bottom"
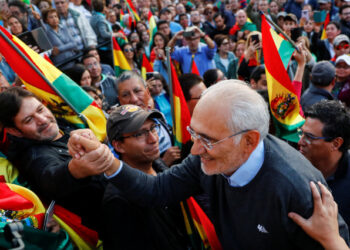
{"left": 107, "top": 105, "right": 163, "bottom": 142}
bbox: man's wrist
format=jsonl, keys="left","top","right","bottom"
{"left": 104, "top": 159, "right": 122, "bottom": 178}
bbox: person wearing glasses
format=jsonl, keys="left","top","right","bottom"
{"left": 298, "top": 100, "right": 350, "bottom": 227}
{"left": 101, "top": 104, "right": 190, "bottom": 250}
{"left": 68, "top": 80, "right": 349, "bottom": 249}
{"left": 332, "top": 35, "right": 350, "bottom": 63}
{"left": 300, "top": 61, "right": 336, "bottom": 111}
{"left": 82, "top": 54, "right": 118, "bottom": 107}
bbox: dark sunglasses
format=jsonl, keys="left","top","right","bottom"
{"left": 124, "top": 48, "right": 134, "bottom": 52}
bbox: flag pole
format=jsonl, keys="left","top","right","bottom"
{"left": 165, "top": 46, "right": 176, "bottom": 133}
{"left": 0, "top": 29, "right": 89, "bottom": 128}
{"left": 260, "top": 12, "right": 300, "bottom": 53}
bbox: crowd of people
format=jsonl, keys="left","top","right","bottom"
{"left": 1, "top": 0, "right": 350, "bottom": 248}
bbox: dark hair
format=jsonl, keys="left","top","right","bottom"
{"left": 305, "top": 100, "right": 350, "bottom": 152}
{"left": 326, "top": 21, "right": 340, "bottom": 30}
{"left": 8, "top": 0, "right": 27, "bottom": 14}
{"left": 84, "top": 47, "right": 98, "bottom": 55}
{"left": 82, "top": 85, "right": 99, "bottom": 95}
{"left": 339, "top": 5, "right": 350, "bottom": 15}
{"left": 81, "top": 54, "right": 98, "bottom": 64}
{"left": 178, "top": 73, "right": 203, "bottom": 101}
{"left": 41, "top": 8, "right": 58, "bottom": 23}
{"left": 179, "top": 13, "right": 188, "bottom": 20}
{"left": 157, "top": 20, "right": 169, "bottom": 29}
{"left": 151, "top": 32, "right": 169, "bottom": 50}
{"left": 152, "top": 72, "right": 169, "bottom": 94}
{"left": 128, "top": 31, "right": 140, "bottom": 43}
{"left": 203, "top": 69, "right": 219, "bottom": 88}
{"left": 63, "top": 64, "right": 87, "bottom": 85}
{"left": 213, "top": 12, "right": 226, "bottom": 23}
{"left": 92, "top": 0, "right": 104, "bottom": 12}
{"left": 214, "top": 34, "right": 228, "bottom": 48}
{"left": 112, "top": 3, "right": 122, "bottom": 9}
{"left": 136, "top": 21, "right": 148, "bottom": 33}
{"left": 250, "top": 65, "right": 266, "bottom": 82}
{"left": 0, "top": 87, "right": 38, "bottom": 128}
{"left": 8, "top": 15, "right": 28, "bottom": 33}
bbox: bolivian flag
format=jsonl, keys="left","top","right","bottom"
{"left": 141, "top": 53, "right": 153, "bottom": 80}
{"left": 0, "top": 26, "right": 106, "bottom": 141}
{"left": 148, "top": 10, "right": 157, "bottom": 48}
{"left": 125, "top": 0, "right": 140, "bottom": 21}
{"left": 321, "top": 12, "right": 330, "bottom": 40}
{"left": 261, "top": 15, "right": 304, "bottom": 142}
{"left": 113, "top": 37, "right": 131, "bottom": 76}
{"left": 0, "top": 183, "right": 45, "bottom": 229}
{"left": 170, "top": 61, "right": 191, "bottom": 148}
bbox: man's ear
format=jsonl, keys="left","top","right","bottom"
{"left": 6, "top": 127, "right": 23, "bottom": 138}
{"left": 332, "top": 137, "right": 344, "bottom": 152}
{"left": 112, "top": 140, "right": 126, "bottom": 154}
{"left": 241, "top": 130, "right": 260, "bottom": 154}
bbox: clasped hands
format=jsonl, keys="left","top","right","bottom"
{"left": 67, "top": 129, "right": 120, "bottom": 179}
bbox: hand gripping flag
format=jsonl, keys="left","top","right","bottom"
{"left": 0, "top": 26, "right": 107, "bottom": 141}
{"left": 261, "top": 15, "right": 304, "bottom": 142}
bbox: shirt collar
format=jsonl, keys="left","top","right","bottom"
{"left": 222, "top": 141, "right": 265, "bottom": 187}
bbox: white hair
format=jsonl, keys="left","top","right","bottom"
{"left": 201, "top": 80, "right": 270, "bottom": 142}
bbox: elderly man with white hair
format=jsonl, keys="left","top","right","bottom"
{"left": 68, "top": 80, "right": 349, "bottom": 250}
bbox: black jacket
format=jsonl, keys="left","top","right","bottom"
{"left": 101, "top": 159, "right": 189, "bottom": 250}
{"left": 6, "top": 124, "right": 107, "bottom": 231}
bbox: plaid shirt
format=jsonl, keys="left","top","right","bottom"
{"left": 60, "top": 12, "right": 84, "bottom": 50}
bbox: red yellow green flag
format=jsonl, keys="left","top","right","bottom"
{"left": 113, "top": 37, "right": 131, "bottom": 77}
{"left": 321, "top": 12, "right": 330, "bottom": 40}
{"left": 125, "top": 0, "right": 140, "bottom": 21}
{"left": 170, "top": 60, "right": 191, "bottom": 148}
{"left": 148, "top": 10, "right": 157, "bottom": 48}
{"left": 0, "top": 183, "right": 45, "bottom": 229}
{"left": 141, "top": 53, "right": 153, "bottom": 80}
{"left": 261, "top": 15, "right": 304, "bottom": 142}
{"left": 0, "top": 26, "right": 107, "bottom": 141}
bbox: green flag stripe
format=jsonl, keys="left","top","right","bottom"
{"left": 278, "top": 40, "right": 295, "bottom": 69}
{"left": 52, "top": 74, "right": 93, "bottom": 112}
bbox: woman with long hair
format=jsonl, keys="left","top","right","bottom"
{"left": 122, "top": 42, "right": 141, "bottom": 75}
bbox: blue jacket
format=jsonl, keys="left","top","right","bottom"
{"left": 214, "top": 52, "right": 237, "bottom": 77}
{"left": 45, "top": 24, "right": 77, "bottom": 70}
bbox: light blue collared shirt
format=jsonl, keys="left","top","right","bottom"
{"left": 104, "top": 161, "right": 124, "bottom": 179}
{"left": 222, "top": 141, "right": 265, "bottom": 187}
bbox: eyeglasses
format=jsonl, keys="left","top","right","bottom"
{"left": 121, "top": 123, "right": 160, "bottom": 140}
{"left": 86, "top": 61, "right": 99, "bottom": 69}
{"left": 335, "top": 43, "right": 350, "bottom": 50}
{"left": 221, "top": 42, "right": 229, "bottom": 46}
{"left": 187, "top": 126, "right": 250, "bottom": 150}
{"left": 297, "top": 128, "right": 333, "bottom": 145}
{"left": 124, "top": 48, "right": 134, "bottom": 52}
